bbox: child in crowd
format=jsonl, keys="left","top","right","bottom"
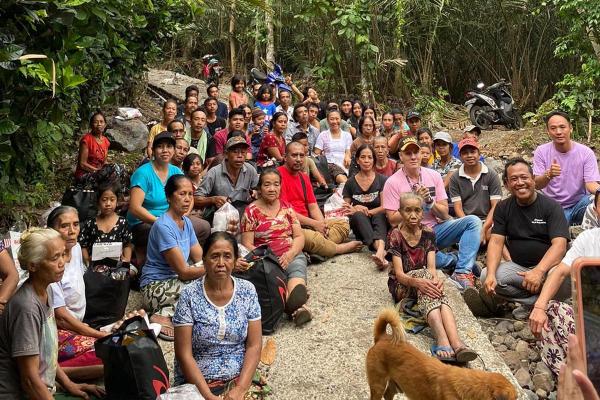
{"left": 229, "top": 74, "right": 249, "bottom": 109}
{"left": 292, "top": 132, "right": 328, "bottom": 188}
{"left": 248, "top": 108, "right": 269, "bottom": 160}
{"left": 255, "top": 84, "right": 277, "bottom": 121}
{"left": 420, "top": 143, "right": 433, "bottom": 167}
{"left": 387, "top": 192, "right": 477, "bottom": 363}
{"left": 79, "top": 182, "right": 133, "bottom": 268}
{"left": 182, "top": 153, "right": 204, "bottom": 193}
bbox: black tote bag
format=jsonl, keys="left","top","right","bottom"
{"left": 95, "top": 316, "right": 170, "bottom": 400}
{"left": 61, "top": 187, "right": 97, "bottom": 222}
{"left": 234, "top": 245, "right": 287, "bottom": 335}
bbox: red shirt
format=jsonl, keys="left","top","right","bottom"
{"left": 214, "top": 128, "right": 252, "bottom": 157}
{"left": 375, "top": 158, "right": 397, "bottom": 177}
{"left": 75, "top": 133, "right": 110, "bottom": 178}
{"left": 257, "top": 133, "right": 285, "bottom": 167}
{"left": 278, "top": 166, "right": 316, "bottom": 217}
{"left": 241, "top": 201, "right": 299, "bottom": 257}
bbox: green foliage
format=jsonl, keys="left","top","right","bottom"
{"left": 0, "top": 0, "right": 182, "bottom": 224}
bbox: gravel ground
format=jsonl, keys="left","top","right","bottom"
{"left": 127, "top": 249, "right": 526, "bottom": 399}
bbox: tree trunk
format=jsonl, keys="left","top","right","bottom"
{"left": 265, "top": 0, "right": 275, "bottom": 66}
{"left": 253, "top": 12, "right": 260, "bottom": 67}
{"left": 229, "top": 1, "right": 236, "bottom": 74}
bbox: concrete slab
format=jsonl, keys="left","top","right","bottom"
{"left": 127, "top": 250, "right": 527, "bottom": 399}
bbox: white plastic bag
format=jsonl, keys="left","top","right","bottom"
{"left": 211, "top": 202, "right": 240, "bottom": 234}
{"left": 157, "top": 384, "right": 205, "bottom": 400}
{"left": 116, "top": 107, "right": 142, "bottom": 120}
{"left": 324, "top": 191, "right": 348, "bottom": 221}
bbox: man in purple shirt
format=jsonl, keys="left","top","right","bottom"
{"left": 383, "top": 137, "right": 482, "bottom": 290}
{"left": 533, "top": 110, "right": 600, "bottom": 225}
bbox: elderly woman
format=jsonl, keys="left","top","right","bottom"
{"left": 74, "top": 111, "right": 126, "bottom": 189}
{"left": 256, "top": 111, "right": 288, "bottom": 168}
{"left": 343, "top": 145, "right": 388, "bottom": 270}
{"left": 0, "top": 228, "right": 104, "bottom": 399}
{"left": 140, "top": 175, "right": 206, "bottom": 341}
{"left": 0, "top": 241, "right": 18, "bottom": 315}
{"left": 47, "top": 206, "right": 106, "bottom": 380}
{"left": 241, "top": 168, "right": 311, "bottom": 325}
{"left": 174, "top": 231, "right": 262, "bottom": 400}
{"left": 127, "top": 131, "right": 210, "bottom": 269}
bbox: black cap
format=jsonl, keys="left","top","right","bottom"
{"left": 153, "top": 131, "right": 176, "bottom": 147}
{"left": 406, "top": 111, "right": 421, "bottom": 121}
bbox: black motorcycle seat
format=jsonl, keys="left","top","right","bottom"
{"left": 251, "top": 68, "right": 267, "bottom": 81}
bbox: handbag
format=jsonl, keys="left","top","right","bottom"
{"left": 61, "top": 187, "right": 97, "bottom": 222}
{"left": 233, "top": 245, "right": 287, "bottom": 335}
{"left": 95, "top": 316, "right": 170, "bottom": 400}
{"left": 83, "top": 257, "right": 130, "bottom": 329}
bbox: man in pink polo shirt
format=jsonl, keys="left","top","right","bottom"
{"left": 533, "top": 110, "right": 600, "bottom": 225}
{"left": 382, "top": 137, "right": 482, "bottom": 289}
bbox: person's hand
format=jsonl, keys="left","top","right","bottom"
{"left": 235, "top": 258, "right": 250, "bottom": 271}
{"left": 285, "top": 75, "right": 293, "bottom": 86}
{"left": 548, "top": 159, "right": 561, "bottom": 179}
{"left": 557, "top": 334, "right": 600, "bottom": 400}
{"left": 224, "top": 386, "right": 246, "bottom": 400}
{"left": 67, "top": 383, "right": 106, "bottom": 399}
{"left": 279, "top": 251, "right": 294, "bottom": 269}
{"left": 484, "top": 275, "right": 497, "bottom": 296}
{"left": 111, "top": 309, "right": 147, "bottom": 332}
{"left": 226, "top": 219, "right": 239, "bottom": 235}
{"left": 414, "top": 185, "right": 432, "bottom": 203}
{"left": 354, "top": 205, "right": 369, "bottom": 215}
{"left": 529, "top": 306, "right": 549, "bottom": 338}
{"left": 344, "top": 156, "right": 351, "bottom": 168}
{"left": 414, "top": 278, "right": 443, "bottom": 298}
{"left": 480, "top": 228, "right": 488, "bottom": 245}
{"left": 518, "top": 268, "right": 545, "bottom": 293}
{"left": 432, "top": 277, "right": 444, "bottom": 294}
{"left": 312, "top": 220, "right": 328, "bottom": 235}
{"left": 213, "top": 196, "right": 228, "bottom": 208}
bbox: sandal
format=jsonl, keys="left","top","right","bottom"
{"left": 454, "top": 346, "right": 478, "bottom": 363}
{"left": 150, "top": 315, "right": 175, "bottom": 342}
{"left": 285, "top": 284, "right": 308, "bottom": 315}
{"left": 292, "top": 306, "right": 312, "bottom": 326}
{"left": 430, "top": 345, "right": 456, "bottom": 362}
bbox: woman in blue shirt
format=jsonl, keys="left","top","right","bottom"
{"left": 173, "top": 231, "right": 261, "bottom": 400}
{"left": 141, "top": 175, "right": 205, "bottom": 341}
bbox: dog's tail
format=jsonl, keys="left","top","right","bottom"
{"left": 373, "top": 307, "right": 406, "bottom": 345}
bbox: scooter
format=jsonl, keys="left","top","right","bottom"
{"left": 201, "top": 54, "right": 224, "bottom": 85}
{"left": 465, "top": 79, "right": 523, "bottom": 130}
{"left": 248, "top": 63, "right": 292, "bottom": 96}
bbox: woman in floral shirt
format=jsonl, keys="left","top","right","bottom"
{"left": 241, "top": 168, "right": 311, "bottom": 326}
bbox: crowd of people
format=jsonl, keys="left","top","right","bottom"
{"left": 0, "top": 73, "right": 599, "bottom": 399}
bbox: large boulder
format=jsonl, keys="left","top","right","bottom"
{"left": 106, "top": 117, "right": 148, "bottom": 153}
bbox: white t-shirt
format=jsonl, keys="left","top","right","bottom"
{"left": 50, "top": 244, "right": 86, "bottom": 321}
{"left": 562, "top": 228, "right": 600, "bottom": 267}
{"left": 315, "top": 129, "right": 353, "bottom": 172}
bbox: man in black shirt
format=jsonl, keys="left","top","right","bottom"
{"left": 465, "top": 158, "right": 569, "bottom": 319}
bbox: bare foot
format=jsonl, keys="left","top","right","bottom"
{"left": 336, "top": 240, "right": 363, "bottom": 254}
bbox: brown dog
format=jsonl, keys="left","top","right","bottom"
{"left": 365, "top": 308, "right": 518, "bottom": 400}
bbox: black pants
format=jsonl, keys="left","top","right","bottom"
{"left": 349, "top": 212, "right": 388, "bottom": 248}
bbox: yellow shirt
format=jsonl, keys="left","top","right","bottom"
{"left": 148, "top": 123, "right": 167, "bottom": 144}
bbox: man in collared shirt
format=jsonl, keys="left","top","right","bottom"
{"left": 284, "top": 103, "right": 319, "bottom": 154}
{"left": 195, "top": 136, "right": 259, "bottom": 222}
{"left": 449, "top": 138, "right": 502, "bottom": 245}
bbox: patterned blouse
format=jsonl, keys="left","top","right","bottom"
{"left": 78, "top": 217, "right": 132, "bottom": 257}
{"left": 241, "top": 201, "right": 299, "bottom": 257}
{"left": 173, "top": 277, "right": 261, "bottom": 383}
{"left": 432, "top": 156, "right": 462, "bottom": 178}
{"left": 387, "top": 227, "right": 437, "bottom": 275}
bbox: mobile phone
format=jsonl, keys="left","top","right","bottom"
{"left": 572, "top": 257, "right": 600, "bottom": 389}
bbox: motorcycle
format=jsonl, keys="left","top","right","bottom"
{"left": 201, "top": 54, "right": 224, "bottom": 85}
{"left": 248, "top": 63, "right": 292, "bottom": 96}
{"left": 464, "top": 79, "right": 523, "bottom": 130}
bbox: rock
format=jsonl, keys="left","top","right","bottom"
{"left": 535, "top": 362, "right": 553, "bottom": 377}
{"left": 503, "top": 350, "right": 523, "bottom": 370}
{"left": 496, "top": 344, "right": 508, "bottom": 352}
{"left": 496, "top": 320, "right": 513, "bottom": 334}
{"left": 532, "top": 363, "right": 555, "bottom": 392}
{"left": 517, "top": 326, "right": 536, "bottom": 341}
{"left": 536, "top": 388, "right": 548, "bottom": 399}
{"left": 528, "top": 348, "right": 541, "bottom": 362}
{"left": 548, "top": 391, "right": 557, "bottom": 400}
{"left": 106, "top": 117, "right": 148, "bottom": 152}
{"left": 523, "top": 389, "right": 538, "bottom": 400}
{"left": 492, "top": 335, "right": 505, "bottom": 345}
{"left": 515, "top": 367, "right": 533, "bottom": 389}
{"left": 516, "top": 340, "right": 530, "bottom": 357}
{"left": 485, "top": 157, "right": 505, "bottom": 176}
{"left": 504, "top": 335, "right": 517, "bottom": 349}
{"left": 513, "top": 321, "right": 525, "bottom": 332}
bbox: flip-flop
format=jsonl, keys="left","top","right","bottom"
{"left": 293, "top": 306, "right": 312, "bottom": 326}
{"left": 285, "top": 284, "right": 308, "bottom": 315}
{"left": 454, "top": 346, "right": 478, "bottom": 363}
{"left": 150, "top": 315, "right": 175, "bottom": 342}
{"left": 430, "top": 345, "right": 456, "bottom": 362}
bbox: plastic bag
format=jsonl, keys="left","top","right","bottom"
{"left": 211, "top": 202, "right": 240, "bottom": 234}
{"left": 116, "top": 107, "right": 142, "bottom": 120}
{"left": 157, "top": 384, "right": 205, "bottom": 400}
{"left": 324, "top": 191, "right": 348, "bottom": 221}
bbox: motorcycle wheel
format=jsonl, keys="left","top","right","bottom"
{"left": 469, "top": 105, "right": 493, "bottom": 130}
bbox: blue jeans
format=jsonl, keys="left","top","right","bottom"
{"left": 433, "top": 215, "right": 482, "bottom": 274}
{"left": 564, "top": 194, "right": 592, "bottom": 225}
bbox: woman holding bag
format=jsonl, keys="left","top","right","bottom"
{"left": 241, "top": 168, "right": 311, "bottom": 326}
{"left": 174, "top": 231, "right": 263, "bottom": 400}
